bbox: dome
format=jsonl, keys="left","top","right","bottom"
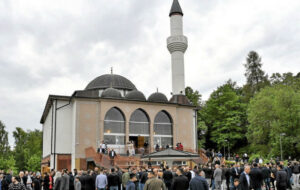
{"left": 125, "top": 90, "right": 146, "bottom": 101}
{"left": 101, "top": 88, "right": 123, "bottom": 99}
{"left": 85, "top": 74, "right": 136, "bottom": 91}
{"left": 148, "top": 92, "right": 168, "bottom": 103}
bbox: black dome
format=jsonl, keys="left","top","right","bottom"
{"left": 148, "top": 92, "right": 168, "bottom": 103}
{"left": 101, "top": 88, "right": 123, "bottom": 99}
{"left": 125, "top": 90, "right": 146, "bottom": 101}
{"left": 85, "top": 74, "right": 136, "bottom": 91}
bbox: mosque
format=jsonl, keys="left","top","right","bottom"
{"left": 40, "top": 0, "right": 199, "bottom": 171}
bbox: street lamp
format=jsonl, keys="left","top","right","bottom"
{"left": 224, "top": 139, "right": 228, "bottom": 159}
{"left": 280, "top": 133, "right": 286, "bottom": 161}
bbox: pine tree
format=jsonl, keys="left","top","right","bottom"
{"left": 243, "top": 51, "right": 269, "bottom": 101}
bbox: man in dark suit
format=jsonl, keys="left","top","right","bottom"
{"left": 239, "top": 165, "right": 251, "bottom": 190}
{"left": 109, "top": 149, "right": 117, "bottom": 166}
{"left": 162, "top": 166, "right": 173, "bottom": 190}
{"left": 84, "top": 171, "right": 94, "bottom": 190}
{"left": 249, "top": 163, "right": 263, "bottom": 190}
{"left": 171, "top": 168, "right": 189, "bottom": 190}
{"left": 231, "top": 164, "right": 240, "bottom": 187}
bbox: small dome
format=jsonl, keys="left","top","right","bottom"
{"left": 101, "top": 88, "right": 123, "bottom": 99}
{"left": 125, "top": 90, "right": 146, "bottom": 101}
{"left": 85, "top": 74, "right": 136, "bottom": 91}
{"left": 148, "top": 92, "right": 168, "bottom": 103}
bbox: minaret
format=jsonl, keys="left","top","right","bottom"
{"left": 167, "top": 0, "right": 188, "bottom": 96}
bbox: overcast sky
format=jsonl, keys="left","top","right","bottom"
{"left": 1, "top": 0, "right": 300, "bottom": 145}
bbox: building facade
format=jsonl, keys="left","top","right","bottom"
{"left": 40, "top": 0, "right": 198, "bottom": 171}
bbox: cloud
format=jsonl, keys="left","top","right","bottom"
{"left": 0, "top": 0, "right": 300, "bottom": 145}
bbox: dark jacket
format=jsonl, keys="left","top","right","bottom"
{"left": 84, "top": 175, "right": 94, "bottom": 190}
{"left": 109, "top": 151, "right": 116, "bottom": 159}
{"left": 33, "top": 178, "right": 41, "bottom": 190}
{"left": 189, "top": 176, "right": 209, "bottom": 190}
{"left": 262, "top": 167, "right": 271, "bottom": 179}
{"left": 79, "top": 175, "right": 86, "bottom": 190}
{"left": 291, "top": 164, "right": 300, "bottom": 174}
{"left": 162, "top": 170, "right": 173, "bottom": 188}
{"left": 171, "top": 175, "right": 189, "bottom": 190}
{"left": 231, "top": 168, "right": 240, "bottom": 179}
{"left": 68, "top": 174, "right": 74, "bottom": 190}
{"left": 239, "top": 173, "right": 251, "bottom": 190}
{"left": 107, "top": 173, "right": 120, "bottom": 188}
{"left": 140, "top": 172, "right": 148, "bottom": 184}
{"left": 54, "top": 178, "right": 61, "bottom": 190}
{"left": 276, "top": 169, "right": 287, "bottom": 188}
{"left": 249, "top": 167, "right": 263, "bottom": 189}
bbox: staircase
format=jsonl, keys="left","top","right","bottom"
{"left": 85, "top": 147, "right": 142, "bottom": 169}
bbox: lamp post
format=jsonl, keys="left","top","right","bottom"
{"left": 224, "top": 139, "right": 228, "bottom": 159}
{"left": 280, "top": 133, "right": 286, "bottom": 161}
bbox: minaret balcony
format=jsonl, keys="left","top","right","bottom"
{"left": 167, "top": 35, "right": 188, "bottom": 53}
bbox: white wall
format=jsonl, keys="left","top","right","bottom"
{"left": 55, "top": 100, "right": 73, "bottom": 154}
{"left": 42, "top": 106, "right": 52, "bottom": 158}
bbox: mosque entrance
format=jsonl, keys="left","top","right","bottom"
{"left": 129, "top": 136, "right": 145, "bottom": 148}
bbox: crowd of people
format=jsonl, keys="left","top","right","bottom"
{"left": 1, "top": 160, "right": 300, "bottom": 190}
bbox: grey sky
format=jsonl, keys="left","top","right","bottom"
{"left": 0, "top": 0, "right": 300, "bottom": 145}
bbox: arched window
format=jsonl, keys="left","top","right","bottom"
{"left": 129, "top": 109, "right": 150, "bottom": 135}
{"left": 104, "top": 107, "right": 125, "bottom": 145}
{"left": 154, "top": 111, "right": 173, "bottom": 148}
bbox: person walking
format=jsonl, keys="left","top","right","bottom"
{"left": 109, "top": 149, "right": 117, "bottom": 166}
{"left": 249, "top": 163, "right": 263, "bottom": 190}
{"left": 213, "top": 164, "right": 222, "bottom": 190}
{"left": 276, "top": 165, "right": 288, "bottom": 190}
{"left": 189, "top": 169, "right": 209, "bottom": 190}
{"left": 239, "top": 165, "right": 251, "bottom": 190}
{"left": 291, "top": 162, "right": 299, "bottom": 187}
{"left": 262, "top": 164, "right": 271, "bottom": 190}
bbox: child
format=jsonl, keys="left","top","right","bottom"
{"left": 231, "top": 178, "right": 241, "bottom": 190}
{"left": 74, "top": 176, "right": 81, "bottom": 190}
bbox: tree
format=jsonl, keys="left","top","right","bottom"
{"left": 201, "top": 80, "right": 247, "bottom": 151}
{"left": 0, "top": 120, "right": 10, "bottom": 157}
{"left": 243, "top": 51, "right": 269, "bottom": 102}
{"left": 247, "top": 85, "right": 300, "bottom": 158}
{"left": 185, "top": 86, "right": 202, "bottom": 106}
{"left": 270, "top": 72, "right": 300, "bottom": 90}
{"left": 13, "top": 128, "right": 42, "bottom": 171}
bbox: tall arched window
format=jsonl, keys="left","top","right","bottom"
{"left": 104, "top": 107, "right": 125, "bottom": 145}
{"left": 129, "top": 109, "right": 150, "bottom": 135}
{"left": 154, "top": 111, "right": 173, "bottom": 148}
{"left": 129, "top": 109, "right": 150, "bottom": 148}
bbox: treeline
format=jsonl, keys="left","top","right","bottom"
{"left": 186, "top": 51, "right": 300, "bottom": 159}
{"left": 0, "top": 121, "right": 42, "bottom": 173}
